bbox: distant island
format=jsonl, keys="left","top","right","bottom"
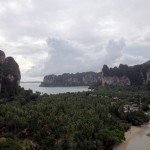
{"left": 40, "top": 60, "right": 150, "bottom": 87}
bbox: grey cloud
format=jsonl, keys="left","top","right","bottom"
{"left": 105, "top": 39, "right": 125, "bottom": 64}
{"left": 124, "top": 44, "right": 150, "bottom": 58}
{"left": 0, "top": 0, "right": 149, "bottom": 80}
{"left": 27, "top": 38, "right": 85, "bottom": 76}
{"left": 114, "top": 55, "right": 146, "bottom": 67}
{"left": 27, "top": 38, "right": 132, "bottom": 78}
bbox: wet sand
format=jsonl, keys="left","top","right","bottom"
{"left": 113, "top": 126, "right": 142, "bottom": 150}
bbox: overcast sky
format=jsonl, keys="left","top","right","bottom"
{"left": 0, "top": 0, "right": 150, "bottom": 81}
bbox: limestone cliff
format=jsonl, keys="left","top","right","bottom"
{"left": 146, "top": 71, "right": 150, "bottom": 84}
{"left": 41, "top": 60, "right": 150, "bottom": 87}
{"left": 101, "top": 75, "right": 131, "bottom": 86}
{"left": 0, "top": 50, "right": 21, "bottom": 98}
{"left": 40, "top": 72, "right": 102, "bottom": 87}
{"left": 102, "top": 61, "right": 150, "bottom": 86}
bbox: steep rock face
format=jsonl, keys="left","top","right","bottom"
{"left": 3, "top": 57, "right": 21, "bottom": 84}
{"left": 102, "top": 75, "right": 131, "bottom": 86}
{"left": 0, "top": 51, "right": 21, "bottom": 98}
{"left": 41, "top": 60, "right": 150, "bottom": 87}
{"left": 102, "top": 61, "right": 150, "bottom": 86}
{"left": 40, "top": 72, "right": 102, "bottom": 86}
{"left": 146, "top": 71, "right": 150, "bottom": 84}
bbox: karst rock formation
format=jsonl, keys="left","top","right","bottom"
{"left": 0, "top": 50, "right": 21, "bottom": 98}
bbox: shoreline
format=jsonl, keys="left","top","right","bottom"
{"left": 113, "top": 125, "right": 143, "bottom": 150}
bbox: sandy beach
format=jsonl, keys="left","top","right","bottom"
{"left": 113, "top": 126, "right": 142, "bottom": 150}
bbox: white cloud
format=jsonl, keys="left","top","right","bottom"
{"left": 114, "top": 55, "right": 146, "bottom": 67}
{"left": 28, "top": 38, "right": 139, "bottom": 78}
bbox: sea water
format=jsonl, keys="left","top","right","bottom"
{"left": 20, "top": 82, "right": 90, "bottom": 94}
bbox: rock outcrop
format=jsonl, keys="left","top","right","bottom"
{"left": 40, "top": 72, "right": 102, "bottom": 87}
{"left": 41, "top": 60, "right": 150, "bottom": 87}
{"left": 0, "top": 50, "right": 21, "bottom": 98}
{"left": 146, "top": 71, "right": 150, "bottom": 84}
{"left": 101, "top": 75, "right": 131, "bottom": 86}
{"left": 102, "top": 61, "right": 150, "bottom": 86}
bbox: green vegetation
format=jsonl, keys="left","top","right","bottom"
{"left": 0, "top": 86, "right": 150, "bottom": 150}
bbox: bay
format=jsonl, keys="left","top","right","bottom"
{"left": 20, "top": 82, "right": 90, "bottom": 94}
